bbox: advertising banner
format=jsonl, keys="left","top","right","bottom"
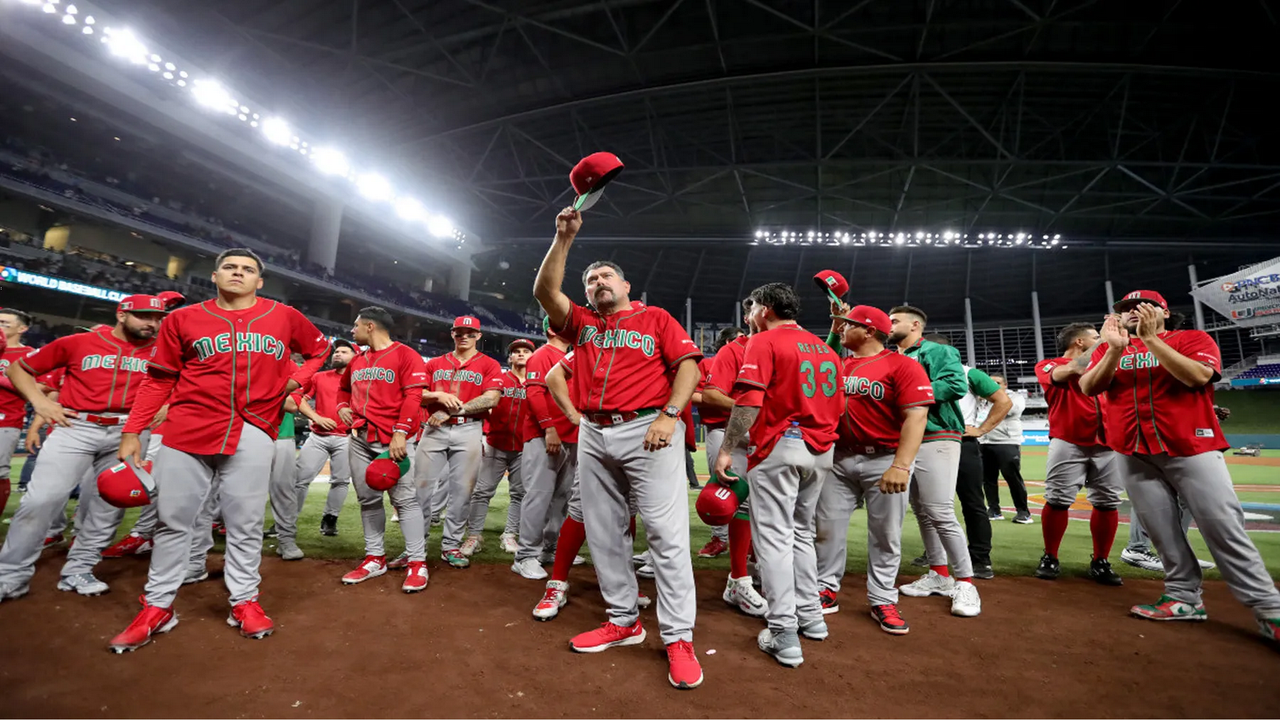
{"left": 1191, "top": 257, "right": 1280, "bottom": 327}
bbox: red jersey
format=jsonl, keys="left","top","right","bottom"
{"left": 696, "top": 357, "right": 730, "bottom": 429}
{"left": 1089, "top": 330, "right": 1228, "bottom": 457}
{"left": 524, "top": 344, "right": 578, "bottom": 444}
{"left": 301, "top": 369, "right": 351, "bottom": 436}
{"left": 0, "top": 345, "right": 35, "bottom": 429}
{"left": 707, "top": 335, "right": 749, "bottom": 395}
{"left": 554, "top": 300, "right": 702, "bottom": 413}
{"left": 423, "top": 351, "right": 503, "bottom": 417}
{"left": 836, "top": 349, "right": 934, "bottom": 450}
{"left": 485, "top": 370, "right": 527, "bottom": 452}
{"left": 123, "top": 299, "right": 329, "bottom": 455}
{"left": 19, "top": 327, "right": 155, "bottom": 413}
{"left": 1035, "top": 357, "right": 1106, "bottom": 447}
{"left": 732, "top": 324, "right": 844, "bottom": 469}
{"left": 338, "top": 342, "right": 428, "bottom": 444}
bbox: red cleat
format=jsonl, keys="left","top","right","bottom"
{"left": 666, "top": 640, "right": 704, "bottom": 689}
{"left": 871, "top": 604, "right": 910, "bottom": 635}
{"left": 43, "top": 533, "right": 65, "bottom": 548}
{"left": 108, "top": 596, "right": 177, "bottom": 653}
{"left": 342, "top": 555, "right": 387, "bottom": 585}
{"left": 570, "top": 621, "right": 646, "bottom": 653}
{"left": 697, "top": 536, "right": 728, "bottom": 558}
{"left": 819, "top": 588, "right": 839, "bottom": 614}
{"left": 102, "top": 534, "right": 153, "bottom": 558}
{"left": 402, "top": 561, "right": 429, "bottom": 593}
{"left": 227, "top": 597, "right": 274, "bottom": 639}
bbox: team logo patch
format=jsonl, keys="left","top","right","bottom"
{"left": 1195, "top": 428, "right": 1215, "bottom": 438}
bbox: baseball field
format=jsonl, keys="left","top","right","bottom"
{"left": 2, "top": 449, "right": 1278, "bottom": 718}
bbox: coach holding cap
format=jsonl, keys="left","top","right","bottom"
{"left": 0, "top": 295, "right": 165, "bottom": 602}
{"left": 1080, "top": 290, "right": 1280, "bottom": 641}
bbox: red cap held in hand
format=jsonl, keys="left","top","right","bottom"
{"left": 366, "top": 451, "right": 411, "bottom": 492}
{"left": 813, "top": 270, "right": 849, "bottom": 303}
{"left": 570, "top": 152, "right": 624, "bottom": 212}
{"left": 98, "top": 459, "right": 157, "bottom": 508}
{"left": 696, "top": 472, "right": 750, "bottom": 526}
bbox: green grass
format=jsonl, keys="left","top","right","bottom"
{"left": 5, "top": 450, "right": 1279, "bottom": 580}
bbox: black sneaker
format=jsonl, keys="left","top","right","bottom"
{"left": 988, "top": 509, "right": 1004, "bottom": 521}
{"left": 910, "top": 554, "right": 928, "bottom": 568}
{"left": 263, "top": 524, "right": 278, "bottom": 539}
{"left": 1012, "top": 511, "right": 1033, "bottom": 525}
{"left": 1088, "top": 556, "right": 1124, "bottom": 586}
{"left": 971, "top": 563, "right": 994, "bottom": 580}
{"left": 1035, "top": 553, "right": 1060, "bottom": 580}
{"left": 320, "top": 514, "right": 339, "bottom": 537}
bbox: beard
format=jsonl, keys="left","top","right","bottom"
{"left": 887, "top": 330, "right": 908, "bottom": 346}
{"left": 122, "top": 324, "right": 156, "bottom": 341}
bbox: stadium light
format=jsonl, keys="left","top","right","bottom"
{"left": 356, "top": 173, "right": 392, "bottom": 201}
{"left": 395, "top": 197, "right": 425, "bottom": 222}
{"left": 191, "top": 79, "right": 236, "bottom": 114}
{"left": 104, "top": 27, "right": 147, "bottom": 64}
{"left": 752, "top": 227, "right": 1064, "bottom": 249}
{"left": 427, "top": 214, "right": 455, "bottom": 238}
{"left": 261, "top": 117, "right": 292, "bottom": 146}
{"left": 310, "top": 147, "right": 350, "bottom": 176}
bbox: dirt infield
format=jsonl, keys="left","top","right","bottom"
{"left": 2, "top": 555, "right": 1277, "bottom": 719}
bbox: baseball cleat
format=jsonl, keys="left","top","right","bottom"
{"left": 1088, "top": 556, "right": 1124, "bottom": 586}
{"left": 319, "top": 514, "right": 339, "bottom": 537}
{"left": 387, "top": 551, "right": 410, "bottom": 570}
{"left": 637, "top": 592, "right": 652, "bottom": 609}
{"left": 573, "top": 554, "right": 587, "bottom": 566}
{"left": 757, "top": 628, "right": 803, "bottom": 668}
{"left": 0, "top": 581, "right": 31, "bottom": 603}
{"left": 460, "top": 535, "right": 482, "bottom": 557}
{"left": 182, "top": 566, "right": 209, "bottom": 585}
{"left": 1035, "top": 553, "right": 1061, "bottom": 580}
{"left": 102, "top": 534, "right": 153, "bottom": 558}
{"left": 723, "top": 576, "right": 768, "bottom": 617}
{"left": 43, "top": 533, "right": 65, "bottom": 548}
{"left": 57, "top": 572, "right": 109, "bottom": 597}
{"left": 819, "top": 588, "right": 839, "bottom": 615}
{"left": 262, "top": 524, "right": 278, "bottom": 539}
{"left": 533, "top": 580, "right": 569, "bottom": 621}
{"left": 1258, "top": 617, "right": 1280, "bottom": 643}
{"left": 666, "top": 640, "right": 704, "bottom": 689}
{"left": 698, "top": 537, "right": 728, "bottom": 558}
{"left": 441, "top": 549, "right": 471, "bottom": 568}
{"left": 1197, "top": 557, "right": 1217, "bottom": 570}
{"left": 1120, "top": 548, "right": 1163, "bottom": 573}
{"left": 636, "top": 563, "right": 656, "bottom": 579}
{"left": 499, "top": 533, "right": 519, "bottom": 554}
{"left": 342, "top": 555, "right": 387, "bottom": 585}
{"left": 1130, "top": 595, "right": 1207, "bottom": 621}
{"left": 571, "top": 621, "right": 646, "bottom": 653}
{"left": 871, "top": 604, "right": 910, "bottom": 635}
{"left": 109, "top": 596, "right": 177, "bottom": 653}
{"left": 909, "top": 554, "right": 927, "bottom": 568}
{"left": 512, "top": 557, "right": 548, "bottom": 580}
{"left": 390, "top": 512, "right": 399, "bottom": 523}
{"left": 402, "top": 561, "right": 429, "bottom": 593}
{"left": 632, "top": 550, "right": 650, "bottom": 567}
{"left": 799, "top": 619, "right": 828, "bottom": 641}
{"left": 277, "top": 540, "right": 304, "bottom": 561}
{"left": 900, "top": 570, "right": 955, "bottom": 598}
{"left": 227, "top": 597, "right": 274, "bottom": 639}
{"left": 950, "top": 581, "right": 982, "bottom": 617}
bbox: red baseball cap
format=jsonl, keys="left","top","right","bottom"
{"left": 452, "top": 316, "right": 481, "bottom": 331}
{"left": 97, "top": 459, "right": 157, "bottom": 508}
{"left": 833, "top": 305, "right": 892, "bottom": 335}
{"left": 117, "top": 294, "right": 168, "bottom": 314}
{"left": 696, "top": 472, "right": 750, "bottom": 526}
{"left": 1114, "top": 290, "right": 1168, "bottom": 312}
{"left": 570, "top": 152, "right": 624, "bottom": 212}
{"left": 156, "top": 290, "right": 186, "bottom": 310}
{"left": 508, "top": 338, "right": 535, "bottom": 354}
{"left": 366, "top": 451, "right": 411, "bottom": 492}
{"left": 813, "top": 270, "right": 849, "bottom": 301}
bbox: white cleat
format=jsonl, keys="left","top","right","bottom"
{"left": 460, "top": 535, "right": 483, "bottom": 557}
{"left": 572, "top": 554, "right": 587, "bottom": 566}
{"left": 636, "top": 563, "right": 656, "bottom": 579}
{"left": 632, "top": 550, "right": 650, "bottom": 567}
{"left": 512, "top": 557, "right": 549, "bottom": 580}
{"left": 950, "top": 581, "right": 982, "bottom": 617}
{"left": 499, "top": 533, "right": 519, "bottom": 554}
{"left": 1120, "top": 548, "right": 1164, "bottom": 573}
{"left": 533, "top": 580, "right": 569, "bottom": 621}
{"left": 723, "top": 576, "right": 769, "bottom": 617}
{"left": 899, "top": 570, "right": 956, "bottom": 598}
{"left": 57, "top": 573, "right": 109, "bottom": 596}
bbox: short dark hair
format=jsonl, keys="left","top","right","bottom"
{"left": 923, "top": 333, "right": 951, "bottom": 346}
{"left": 1056, "top": 322, "right": 1096, "bottom": 355}
{"left": 715, "top": 326, "right": 744, "bottom": 352}
{"left": 215, "top": 248, "right": 264, "bottom": 273}
{"left": 748, "top": 283, "right": 800, "bottom": 321}
{"left": 0, "top": 308, "right": 32, "bottom": 326}
{"left": 332, "top": 338, "right": 354, "bottom": 352}
{"left": 989, "top": 371, "right": 1006, "bottom": 382}
{"left": 890, "top": 305, "right": 928, "bottom": 327}
{"left": 356, "top": 306, "right": 394, "bottom": 331}
{"left": 582, "top": 261, "right": 625, "bottom": 287}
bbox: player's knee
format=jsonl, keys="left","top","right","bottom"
{"left": 1046, "top": 501, "right": 1072, "bottom": 511}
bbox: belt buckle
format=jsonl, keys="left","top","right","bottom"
{"left": 610, "top": 413, "right": 623, "bottom": 425}
{"left": 865, "top": 445, "right": 875, "bottom": 455}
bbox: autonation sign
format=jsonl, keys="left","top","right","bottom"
{"left": 0, "top": 266, "right": 127, "bottom": 303}
{"left": 1192, "top": 256, "right": 1280, "bottom": 328}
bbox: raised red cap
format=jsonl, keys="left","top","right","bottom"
{"left": 813, "top": 270, "right": 849, "bottom": 299}
{"left": 570, "top": 152, "right": 624, "bottom": 212}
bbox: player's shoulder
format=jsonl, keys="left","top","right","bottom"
{"left": 1167, "top": 328, "right": 1214, "bottom": 345}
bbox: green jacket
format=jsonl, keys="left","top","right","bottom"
{"left": 901, "top": 339, "right": 969, "bottom": 442}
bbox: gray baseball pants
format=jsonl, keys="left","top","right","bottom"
{"left": 579, "top": 416, "right": 695, "bottom": 645}
{"left": 295, "top": 433, "right": 351, "bottom": 519}
{"left": 1120, "top": 451, "right": 1280, "bottom": 618}
{"left": 266, "top": 438, "right": 305, "bottom": 543}
{"left": 1043, "top": 439, "right": 1123, "bottom": 508}
{"left": 0, "top": 419, "right": 144, "bottom": 587}
{"left": 817, "top": 450, "right": 908, "bottom": 606}
{"left": 516, "top": 436, "right": 576, "bottom": 562}
{"left": 748, "top": 436, "right": 833, "bottom": 634}
{"left": 0, "top": 426, "right": 18, "bottom": 491}
{"left": 467, "top": 441, "right": 523, "bottom": 536}
{"left": 144, "top": 425, "right": 272, "bottom": 607}
{"left": 909, "top": 441, "right": 974, "bottom": 578}
{"left": 125, "top": 434, "right": 166, "bottom": 538}
{"left": 349, "top": 431, "right": 424, "bottom": 561}
{"left": 415, "top": 421, "right": 483, "bottom": 552}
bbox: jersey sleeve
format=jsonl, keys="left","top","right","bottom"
{"left": 146, "top": 312, "right": 185, "bottom": 375}
{"left": 552, "top": 302, "right": 591, "bottom": 344}
{"left": 894, "top": 358, "right": 935, "bottom": 408}
{"left": 557, "top": 350, "right": 575, "bottom": 379}
{"left": 732, "top": 335, "right": 772, "bottom": 407}
{"left": 657, "top": 310, "right": 703, "bottom": 369}
{"left": 1176, "top": 331, "right": 1223, "bottom": 379}
{"left": 1034, "top": 360, "right": 1057, "bottom": 392}
{"left": 967, "top": 367, "right": 1001, "bottom": 398}
{"left": 395, "top": 350, "right": 428, "bottom": 434}
{"left": 17, "top": 337, "right": 71, "bottom": 377}
{"left": 287, "top": 307, "right": 330, "bottom": 389}
{"left": 696, "top": 358, "right": 710, "bottom": 393}
{"left": 481, "top": 357, "right": 504, "bottom": 391}
{"left": 708, "top": 344, "right": 740, "bottom": 394}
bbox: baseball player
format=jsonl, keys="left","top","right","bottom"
{"left": 106, "top": 249, "right": 329, "bottom": 652}
{"left": 267, "top": 393, "right": 302, "bottom": 559}
{"left": 1033, "top": 322, "right": 1124, "bottom": 584}
{"left": 700, "top": 313, "right": 768, "bottom": 616}
{"left": 294, "top": 339, "right": 357, "bottom": 537}
{"left": 815, "top": 303, "right": 932, "bottom": 635}
{"left": 410, "top": 316, "right": 502, "bottom": 570}
{"left": 1080, "top": 290, "right": 1280, "bottom": 642}
{"left": 534, "top": 207, "right": 705, "bottom": 690}
{"left": 1, "top": 308, "right": 38, "bottom": 517}
{"left": 888, "top": 307, "right": 982, "bottom": 617}
{"left": 693, "top": 326, "right": 744, "bottom": 559}
{"left": 464, "top": 338, "right": 534, "bottom": 556}
{"left": 712, "top": 283, "right": 842, "bottom": 667}
{"left": 336, "top": 306, "right": 428, "bottom": 590}
{"left": 0, "top": 296, "right": 166, "bottom": 602}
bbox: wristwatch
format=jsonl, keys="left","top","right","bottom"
{"left": 662, "top": 404, "right": 681, "bottom": 418}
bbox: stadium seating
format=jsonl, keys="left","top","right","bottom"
{"left": 1235, "top": 363, "right": 1280, "bottom": 380}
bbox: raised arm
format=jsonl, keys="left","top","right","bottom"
{"left": 1080, "top": 316, "right": 1127, "bottom": 396}
{"left": 533, "top": 208, "right": 582, "bottom": 333}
